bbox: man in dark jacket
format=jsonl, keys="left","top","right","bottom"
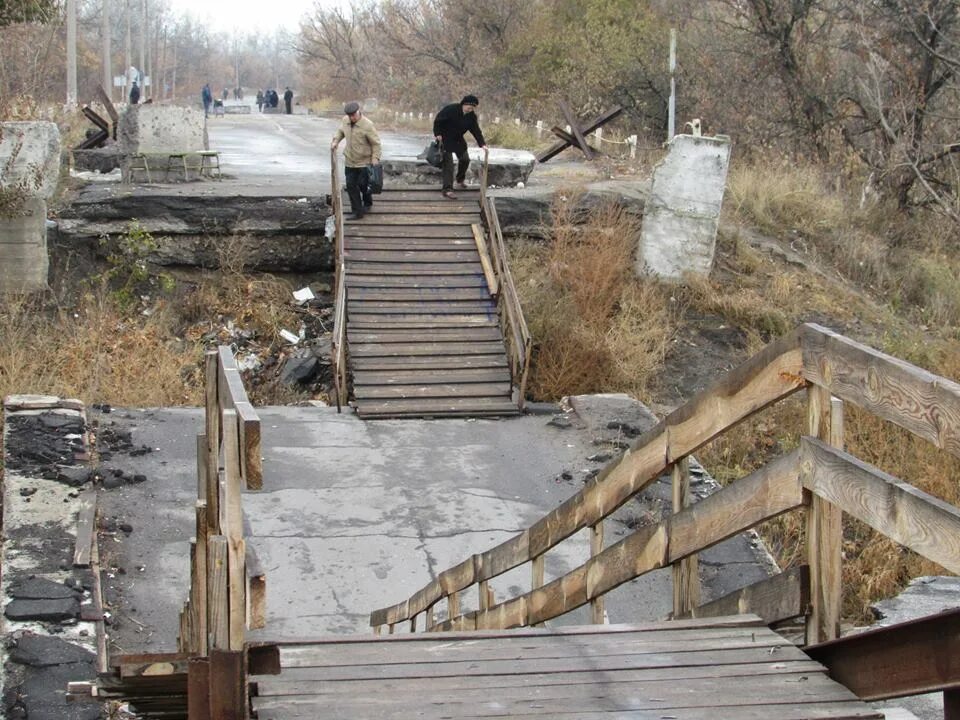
{"left": 433, "top": 94, "right": 487, "bottom": 199}
{"left": 129, "top": 81, "right": 141, "bottom": 105}
{"left": 283, "top": 87, "right": 293, "bottom": 114}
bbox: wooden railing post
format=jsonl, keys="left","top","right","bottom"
{"left": 222, "top": 409, "right": 246, "bottom": 652}
{"left": 672, "top": 457, "right": 700, "bottom": 616}
{"left": 204, "top": 351, "right": 220, "bottom": 530}
{"left": 590, "top": 522, "right": 606, "bottom": 623}
{"left": 806, "top": 385, "right": 844, "bottom": 644}
{"left": 531, "top": 554, "right": 545, "bottom": 627}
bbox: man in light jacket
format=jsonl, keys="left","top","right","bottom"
{"left": 331, "top": 102, "right": 382, "bottom": 219}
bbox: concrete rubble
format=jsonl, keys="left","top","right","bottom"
{"left": 0, "top": 121, "right": 61, "bottom": 293}
{"left": 637, "top": 133, "right": 731, "bottom": 280}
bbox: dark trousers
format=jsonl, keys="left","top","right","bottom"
{"left": 441, "top": 148, "right": 470, "bottom": 190}
{"left": 345, "top": 166, "right": 372, "bottom": 213}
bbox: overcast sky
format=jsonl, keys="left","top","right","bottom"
{"left": 164, "top": 0, "right": 350, "bottom": 35}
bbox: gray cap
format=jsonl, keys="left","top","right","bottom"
{"left": 344, "top": 101, "right": 360, "bottom": 115}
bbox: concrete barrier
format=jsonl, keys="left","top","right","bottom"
{"left": 0, "top": 122, "right": 61, "bottom": 293}
{"left": 636, "top": 134, "right": 731, "bottom": 280}
{"left": 382, "top": 148, "right": 536, "bottom": 187}
{"left": 118, "top": 104, "right": 207, "bottom": 155}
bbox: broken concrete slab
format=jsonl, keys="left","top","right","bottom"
{"left": 0, "top": 121, "right": 61, "bottom": 200}
{"left": 8, "top": 633, "right": 95, "bottom": 667}
{"left": 0, "top": 197, "right": 49, "bottom": 293}
{"left": 4, "top": 597, "right": 80, "bottom": 622}
{"left": 8, "top": 577, "right": 81, "bottom": 601}
{"left": 118, "top": 104, "right": 207, "bottom": 156}
{"left": 637, "top": 133, "right": 731, "bottom": 280}
{"left": 382, "top": 148, "right": 536, "bottom": 187}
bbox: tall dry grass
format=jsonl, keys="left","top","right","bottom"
{"left": 510, "top": 192, "right": 675, "bottom": 400}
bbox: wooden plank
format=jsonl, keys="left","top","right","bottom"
{"left": 357, "top": 397, "right": 519, "bottom": 418}
{"left": 677, "top": 566, "right": 811, "bottom": 625}
{"left": 187, "top": 657, "right": 210, "bottom": 720}
{"left": 590, "top": 522, "right": 605, "bottom": 624}
{"left": 342, "top": 262, "right": 482, "bottom": 274}
{"left": 806, "top": 384, "right": 842, "bottom": 644}
{"left": 73, "top": 489, "right": 96, "bottom": 568}
{"left": 363, "top": 203, "right": 479, "bottom": 214}
{"left": 354, "top": 382, "right": 511, "bottom": 400}
{"left": 800, "top": 323, "right": 960, "bottom": 459}
{"left": 191, "top": 501, "right": 208, "bottom": 655}
{"left": 807, "top": 607, "right": 960, "bottom": 702}
{"left": 354, "top": 368, "right": 511, "bottom": 386}
{"left": 348, "top": 287, "right": 492, "bottom": 302}
{"left": 347, "top": 239, "right": 478, "bottom": 250}
{"left": 800, "top": 436, "right": 960, "bottom": 574}
{"left": 246, "top": 539, "right": 267, "bottom": 631}
{"left": 671, "top": 457, "right": 699, "bottom": 617}
{"left": 203, "top": 351, "right": 220, "bottom": 532}
{"left": 258, "top": 659, "right": 827, "bottom": 696}
{"left": 349, "top": 327, "right": 502, "bottom": 343}
{"left": 351, "top": 355, "right": 508, "bottom": 371}
{"left": 349, "top": 315, "right": 498, "bottom": 328}
{"left": 472, "top": 224, "right": 499, "bottom": 296}
{"left": 559, "top": 100, "right": 596, "bottom": 159}
{"left": 206, "top": 536, "right": 229, "bottom": 651}
{"left": 208, "top": 649, "right": 245, "bottom": 720}
{"left": 221, "top": 411, "right": 246, "bottom": 652}
{"left": 349, "top": 303, "right": 496, "bottom": 315}
{"left": 345, "top": 249, "right": 480, "bottom": 263}
{"left": 345, "top": 214, "right": 476, "bottom": 225}
{"left": 95, "top": 83, "right": 120, "bottom": 125}
{"left": 350, "top": 341, "right": 506, "bottom": 357}
{"left": 347, "top": 275, "right": 490, "bottom": 289}
{"left": 346, "top": 226, "right": 475, "bottom": 239}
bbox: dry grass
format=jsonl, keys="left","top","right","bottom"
{"left": 511, "top": 191, "right": 674, "bottom": 400}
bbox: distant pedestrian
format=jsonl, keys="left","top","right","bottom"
{"left": 331, "top": 102, "right": 382, "bottom": 220}
{"left": 433, "top": 94, "right": 486, "bottom": 199}
{"left": 283, "top": 87, "right": 293, "bottom": 114}
{"left": 256, "top": 89, "right": 264, "bottom": 112}
{"left": 270, "top": 90, "right": 279, "bottom": 108}
{"left": 129, "top": 81, "right": 140, "bottom": 105}
{"left": 222, "top": 88, "right": 229, "bottom": 102}
{"left": 201, "top": 83, "right": 213, "bottom": 117}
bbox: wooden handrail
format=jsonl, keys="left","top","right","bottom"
{"left": 330, "top": 149, "right": 349, "bottom": 412}
{"left": 370, "top": 323, "right": 960, "bottom": 656}
{"left": 477, "top": 150, "right": 532, "bottom": 409}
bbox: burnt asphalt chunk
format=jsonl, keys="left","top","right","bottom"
{"left": 9, "top": 577, "right": 81, "bottom": 600}
{"left": 8, "top": 633, "right": 95, "bottom": 667}
{"left": 4, "top": 597, "right": 80, "bottom": 622}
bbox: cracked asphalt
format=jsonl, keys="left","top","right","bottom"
{"left": 97, "top": 397, "right": 774, "bottom": 651}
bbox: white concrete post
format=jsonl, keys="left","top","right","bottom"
{"left": 536, "top": 120, "right": 543, "bottom": 137}
{"left": 418, "top": 112, "right": 423, "bottom": 120}
{"left": 628, "top": 135, "right": 638, "bottom": 159}
{"left": 514, "top": 118, "right": 520, "bottom": 126}
{"left": 594, "top": 128, "right": 603, "bottom": 144}
{"left": 66, "top": 0, "right": 77, "bottom": 105}
{"left": 494, "top": 116, "right": 501, "bottom": 124}
{"left": 668, "top": 28, "right": 677, "bottom": 141}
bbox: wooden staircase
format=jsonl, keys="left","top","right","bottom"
{"left": 341, "top": 187, "right": 520, "bottom": 419}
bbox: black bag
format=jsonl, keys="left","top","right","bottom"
{"left": 368, "top": 163, "right": 383, "bottom": 194}
{"left": 420, "top": 140, "right": 443, "bottom": 168}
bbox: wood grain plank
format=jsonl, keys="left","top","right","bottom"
{"left": 206, "top": 536, "right": 229, "bottom": 651}
{"left": 356, "top": 397, "right": 519, "bottom": 418}
{"left": 676, "top": 566, "right": 811, "bottom": 625}
{"left": 354, "top": 382, "right": 511, "bottom": 400}
{"left": 351, "top": 341, "right": 507, "bottom": 357}
{"left": 345, "top": 249, "right": 481, "bottom": 263}
{"left": 351, "top": 355, "right": 508, "bottom": 370}
{"left": 345, "top": 214, "right": 476, "bottom": 225}
{"left": 346, "top": 275, "right": 490, "bottom": 289}
{"left": 348, "top": 327, "right": 502, "bottom": 343}
{"left": 801, "top": 323, "right": 960, "bottom": 459}
{"left": 349, "top": 315, "right": 498, "bottom": 328}
{"left": 348, "top": 287, "right": 492, "bottom": 302}
{"left": 342, "top": 262, "right": 482, "bottom": 274}
{"left": 349, "top": 302, "right": 496, "bottom": 314}
{"left": 801, "top": 436, "right": 960, "bottom": 573}
{"left": 345, "top": 226, "right": 475, "bottom": 239}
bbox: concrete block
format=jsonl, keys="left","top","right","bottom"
{"left": 382, "top": 148, "right": 536, "bottom": 187}
{"left": 637, "top": 134, "right": 731, "bottom": 280}
{"left": 118, "top": 104, "right": 207, "bottom": 154}
{"left": 0, "top": 121, "right": 61, "bottom": 201}
{"left": 0, "top": 197, "right": 49, "bottom": 293}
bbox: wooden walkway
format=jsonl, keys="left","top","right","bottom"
{"left": 249, "top": 616, "right": 882, "bottom": 719}
{"left": 343, "top": 187, "right": 519, "bottom": 419}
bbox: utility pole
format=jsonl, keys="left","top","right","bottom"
{"left": 139, "top": 0, "right": 146, "bottom": 97}
{"left": 101, "top": 0, "right": 112, "bottom": 98}
{"left": 667, "top": 28, "right": 677, "bottom": 142}
{"left": 66, "top": 0, "right": 77, "bottom": 105}
{"left": 125, "top": 0, "right": 132, "bottom": 100}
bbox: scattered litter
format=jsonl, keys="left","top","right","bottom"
{"left": 279, "top": 329, "right": 300, "bottom": 345}
{"left": 237, "top": 353, "right": 262, "bottom": 372}
{"left": 516, "top": 181, "right": 525, "bottom": 188}
{"left": 292, "top": 287, "right": 315, "bottom": 305}
{"left": 69, "top": 168, "right": 123, "bottom": 182}
{"left": 296, "top": 197, "right": 308, "bottom": 203}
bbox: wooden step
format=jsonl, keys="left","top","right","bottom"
{"left": 344, "top": 249, "right": 481, "bottom": 263}
{"left": 350, "top": 341, "right": 507, "bottom": 357}
{"left": 355, "top": 396, "right": 519, "bottom": 419}
{"left": 350, "top": 355, "right": 509, "bottom": 371}
{"left": 345, "top": 214, "right": 475, "bottom": 226}
{"left": 346, "top": 238, "right": 477, "bottom": 250}
{"left": 352, "top": 368, "right": 511, "bottom": 386}
{"left": 349, "top": 301, "right": 496, "bottom": 314}
{"left": 348, "top": 327, "right": 502, "bottom": 343}
{"left": 342, "top": 263, "right": 482, "bottom": 275}
{"left": 346, "top": 275, "right": 490, "bottom": 289}
{"left": 354, "top": 382, "right": 511, "bottom": 400}
{"left": 345, "top": 226, "right": 475, "bottom": 239}
{"left": 362, "top": 203, "right": 478, "bottom": 214}
{"left": 348, "top": 314, "right": 499, "bottom": 327}
{"left": 348, "top": 288, "right": 492, "bottom": 302}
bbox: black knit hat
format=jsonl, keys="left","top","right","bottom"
{"left": 460, "top": 94, "right": 479, "bottom": 107}
{"left": 344, "top": 101, "right": 360, "bottom": 114}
